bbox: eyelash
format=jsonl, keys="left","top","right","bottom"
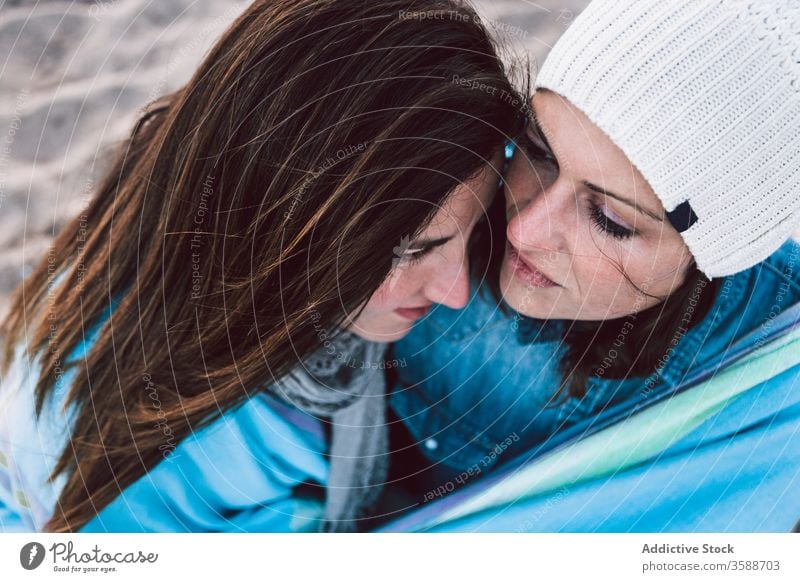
{"left": 403, "top": 246, "right": 434, "bottom": 264}
{"left": 588, "top": 201, "right": 635, "bottom": 240}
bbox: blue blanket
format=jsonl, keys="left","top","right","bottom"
{"left": 378, "top": 302, "right": 800, "bottom": 532}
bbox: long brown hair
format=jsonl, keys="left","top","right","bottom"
{"left": 0, "top": 0, "right": 525, "bottom": 532}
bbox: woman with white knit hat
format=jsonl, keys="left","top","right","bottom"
{"left": 388, "top": 0, "right": 800, "bottom": 532}
{"left": 501, "top": 0, "right": 800, "bottom": 317}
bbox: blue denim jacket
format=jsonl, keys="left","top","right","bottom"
{"left": 390, "top": 240, "right": 800, "bottom": 481}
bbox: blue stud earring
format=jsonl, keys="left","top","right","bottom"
{"left": 499, "top": 140, "right": 516, "bottom": 187}
{"left": 504, "top": 140, "right": 516, "bottom": 162}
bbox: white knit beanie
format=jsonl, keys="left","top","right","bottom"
{"left": 535, "top": 0, "right": 800, "bottom": 278}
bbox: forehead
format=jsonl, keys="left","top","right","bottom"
{"left": 533, "top": 91, "right": 630, "bottom": 172}
{"left": 531, "top": 90, "right": 660, "bottom": 204}
{"left": 426, "top": 163, "right": 498, "bottom": 229}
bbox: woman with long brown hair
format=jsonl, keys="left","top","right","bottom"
{"left": 0, "top": 0, "right": 525, "bottom": 532}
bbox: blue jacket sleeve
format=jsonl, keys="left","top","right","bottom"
{"left": 80, "top": 394, "right": 330, "bottom": 532}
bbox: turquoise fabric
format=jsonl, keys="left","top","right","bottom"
{"left": 80, "top": 391, "right": 329, "bottom": 532}
{"left": 381, "top": 313, "right": 800, "bottom": 531}
{"left": 1, "top": 300, "right": 332, "bottom": 532}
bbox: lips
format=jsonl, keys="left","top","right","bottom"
{"left": 506, "top": 244, "right": 559, "bottom": 288}
{"left": 394, "top": 305, "right": 433, "bottom": 321}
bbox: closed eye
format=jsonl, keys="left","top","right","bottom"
{"left": 588, "top": 201, "right": 635, "bottom": 240}
{"left": 401, "top": 235, "right": 453, "bottom": 265}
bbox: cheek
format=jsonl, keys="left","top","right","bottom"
{"left": 363, "top": 282, "right": 394, "bottom": 314}
{"left": 571, "top": 262, "right": 652, "bottom": 317}
{"left": 362, "top": 267, "right": 421, "bottom": 314}
{"left": 570, "top": 233, "right": 648, "bottom": 300}
{"left": 620, "top": 235, "right": 693, "bottom": 295}
{"left": 573, "top": 256, "right": 628, "bottom": 296}
{"left": 573, "top": 240, "right": 689, "bottom": 313}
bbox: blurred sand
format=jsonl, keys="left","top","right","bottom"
{"left": 0, "top": 0, "right": 588, "bottom": 321}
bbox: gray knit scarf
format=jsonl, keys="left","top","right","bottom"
{"left": 272, "top": 328, "right": 388, "bottom": 532}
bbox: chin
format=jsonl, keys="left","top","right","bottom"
{"left": 348, "top": 322, "right": 412, "bottom": 343}
{"left": 499, "top": 268, "right": 564, "bottom": 319}
{"left": 501, "top": 281, "right": 631, "bottom": 322}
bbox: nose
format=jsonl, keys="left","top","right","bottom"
{"left": 423, "top": 253, "right": 471, "bottom": 310}
{"left": 507, "top": 180, "right": 568, "bottom": 253}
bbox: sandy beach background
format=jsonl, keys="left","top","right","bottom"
{"left": 0, "top": 0, "right": 588, "bottom": 322}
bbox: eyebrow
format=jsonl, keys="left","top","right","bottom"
{"left": 583, "top": 181, "right": 663, "bottom": 222}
